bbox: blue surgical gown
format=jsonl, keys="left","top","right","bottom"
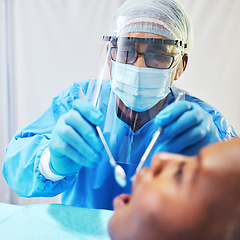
{"left": 2, "top": 79, "right": 238, "bottom": 210}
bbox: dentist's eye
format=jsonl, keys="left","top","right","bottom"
{"left": 175, "top": 162, "right": 185, "bottom": 182}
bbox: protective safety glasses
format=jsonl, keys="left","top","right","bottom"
{"left": 103, "top": 36, "right": 187, "bottom": 69}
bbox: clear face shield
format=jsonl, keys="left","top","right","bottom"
{"left": 84, "top": 18, "right": 187, "bottom": 184}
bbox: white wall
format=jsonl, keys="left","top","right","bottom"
{"left": 0, "top": 0, "right": 10, "bottom": 203}
{"left": 179, "top": 0, "right": 240, "bottom": 134}
{"left": 0, "top": 0, "right": 239, "bottom": 204}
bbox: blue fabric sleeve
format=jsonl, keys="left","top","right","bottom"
{"left": 2, "top": 81, "right": 90, "bottom": 197}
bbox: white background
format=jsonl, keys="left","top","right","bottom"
{"left": 0, "top": 0, "right": 239, "bottom": 204}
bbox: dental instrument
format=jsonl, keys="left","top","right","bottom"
{"left": 132, "top": 93, "right": 183, "bottom": 180}
{"left": 79, "top": 88, "right": 127, "bottom": 187}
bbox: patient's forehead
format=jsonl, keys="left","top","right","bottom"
{"left": 199, "top": 138, "right": 240, "bottom": 171}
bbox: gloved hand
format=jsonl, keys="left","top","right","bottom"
{"left": 153, "top": 101, "right": 221, "bottom": 156}
{"left": 49, "top": 99, "right": 104, "bottom": 176}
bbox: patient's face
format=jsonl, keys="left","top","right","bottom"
{"left": 108, "top": 139, "right": 240, "bottom": 240}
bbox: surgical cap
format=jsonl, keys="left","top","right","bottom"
{"left": 110, "top": 0, "right": 194, "bottom": 53}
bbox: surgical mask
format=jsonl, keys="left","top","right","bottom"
{"left": 111, "top": 61, "right": 172, "bottom": 112}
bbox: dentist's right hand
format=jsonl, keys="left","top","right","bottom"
{"left": 49, "top": 99, "right": 104, "bottom": 176}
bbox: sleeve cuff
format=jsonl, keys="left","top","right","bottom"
{"left": 39, "top": 147, "right": 65, "bottom": 182}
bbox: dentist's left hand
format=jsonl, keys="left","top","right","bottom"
{"left": 153, "top": 101, "right": 220, "bottom": 156}
{"left": 49, "top": 99, "right": 104, "bottom": 176}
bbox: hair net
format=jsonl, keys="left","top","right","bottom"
{"left": 110, "top": 0, "right": 194, "bottom": 53}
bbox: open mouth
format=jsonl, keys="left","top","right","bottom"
{"left": 113, "top": 194, "right": 131, "bottom": 210}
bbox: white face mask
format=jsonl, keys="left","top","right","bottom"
{"left": 111, "top": 61, "right": 172, "bottom": 112}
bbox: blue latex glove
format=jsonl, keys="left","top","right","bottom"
{"left": 49, "top": 99, "right": 104, "bottom": 176}
{"left": 153, "top": 101, "right": 221, "bottom": 156}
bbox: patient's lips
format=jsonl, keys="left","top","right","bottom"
{"left": 113, "top": 194, "right": 131, "bottom": 210}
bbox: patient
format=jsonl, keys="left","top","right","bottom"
{"left": 108, "top": 138, "right": 240, "bottom": 240}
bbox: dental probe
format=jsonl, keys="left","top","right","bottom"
{"left": 78, "top": 88, "right": 127, "bottom": 187}
{"left": 132, "top": 93, "right": 183, "bottom": 180}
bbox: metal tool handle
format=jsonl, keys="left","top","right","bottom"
{"left": 79, "top": 87, "right": 117, "bottom": 167}
{"left": 132, "top": 93, "right": 184, "bottom": 179}
{"left": 96, "top": 126, "right": 116, "bottom": 167}
{"left": 134, "top": 127, "right": 163, "bottom": 176}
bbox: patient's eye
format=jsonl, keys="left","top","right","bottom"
{"left": 175, "top": 162, "right": 185, "bottom": 182}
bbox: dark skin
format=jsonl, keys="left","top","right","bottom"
{"left": 108, "top": 138, "right": 240, "bottom": 240}
{"left": 108, "top": 32, "right": 188, "bottom": 132}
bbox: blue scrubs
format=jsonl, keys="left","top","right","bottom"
{"left": 2, "top": 79, "right": 237, "bottom": 210}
